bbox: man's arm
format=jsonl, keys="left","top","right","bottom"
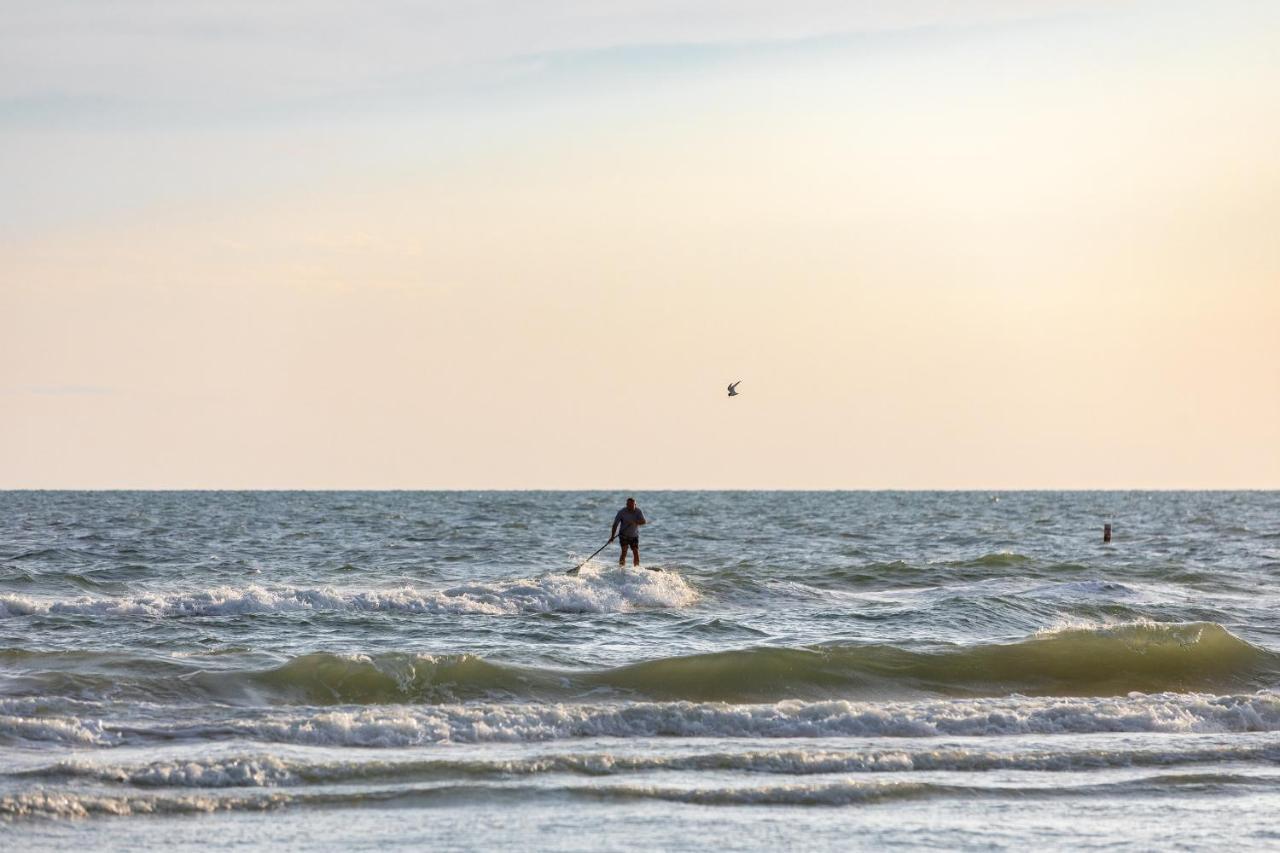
{"left": 610, "top": 512, "right": 620, "bottom": 539}
{"left": 636, "top": 510, "right": 647, "bottom": 526}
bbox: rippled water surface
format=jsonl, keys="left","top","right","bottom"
{"left": 3, "top": 491, "right": 1280, "bottom": 849}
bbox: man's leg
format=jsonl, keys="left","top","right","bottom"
{"left": 619, "top": 540, "right": 627, "bottom": 566}
{"left": 631, "top": 543, "right": 640, "bottom": 567}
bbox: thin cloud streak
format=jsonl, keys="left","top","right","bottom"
{"left": 1, "top": 0, "right": 1135, "bottom": 124}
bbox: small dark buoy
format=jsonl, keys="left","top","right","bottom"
{"left": 1103, "top": 523, "right": 1112, "bottom": 544}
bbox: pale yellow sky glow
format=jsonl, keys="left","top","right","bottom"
{"left": 2, "top": 1, "right": 1277, "bottom": 488}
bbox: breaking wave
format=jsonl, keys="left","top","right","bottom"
{"left": 602, "top": 621, "right": 1278, "bottom": 701}
{"left": 5, "top": 691, "right": 1280, "bottom": 749}
{"left": 1, "top": 772, "right": 1272, "bottom": 820}
{"left": 17, "top": 742, "right": 1280, "bottom": 789}
{"left": 3, "top": 622, "right": 1272, "bottom": 706}
{"left": 0, "top": 566, "right": 697, "bottom": 619}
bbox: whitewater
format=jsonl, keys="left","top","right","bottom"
{"left": 3, "top": 491, "right": 1279, "bottom": 850}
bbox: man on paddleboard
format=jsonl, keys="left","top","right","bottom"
{"left": 611, "top": 497, "right": 647, "bottom": 568}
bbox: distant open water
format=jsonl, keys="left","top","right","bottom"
{"left": 2, "top": 491, "right": 1280, "bottom": 850}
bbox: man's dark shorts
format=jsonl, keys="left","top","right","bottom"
{"left": 619, "top": 535, "right": 639, "bottom": 549}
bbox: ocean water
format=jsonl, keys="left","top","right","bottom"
{"left": 2, "top": 490, "right": 1280, "bottom": 850}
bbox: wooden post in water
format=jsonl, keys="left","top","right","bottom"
{"left": 1103, "top": 523, "right": 1112, "bottom": 544}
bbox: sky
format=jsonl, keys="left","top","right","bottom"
{"left": 2, "top": 0, "right": 1278, "bottom": 489}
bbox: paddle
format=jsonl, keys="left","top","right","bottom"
{"left": 565, "top": 537, "right": 614, "bottom": 576}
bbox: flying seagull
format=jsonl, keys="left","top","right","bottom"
{"left": 727, "top": 381, "right": 741, "bottom": 397}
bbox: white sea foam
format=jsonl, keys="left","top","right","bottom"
{"left": 0, "top": 777, "right": 1174, "bottom": 818}
{"left": 0, "top": 790, "right": 287, "bottom": 820}
{"left": 24, "top": 742, "right": 1280, "bottom": 791}
{"left": 584, "top": 773, "right": 1265, "bottom": 806}
{"left": 0, "top": 713, "right": 120, "bottom": 746}
{"left": 228, "top": 693, "right": 1280, "bottom": 745}
{"left": 7, "top": 693, "right": 1279, "bottom": 749}
{"left": 590, "top": 779, "right": 941, "bottom": 806}
{"left": 0, "top": 568, "right": 697, "bottom": 620}
{"left": 567, "top": 744, "right": 1280, "bottom": 776}
{"left": 3, "top": 772, "right": 1265, "bottom": 821}
{"left": 51, "top": 756, "right": 297, "bottom": 788}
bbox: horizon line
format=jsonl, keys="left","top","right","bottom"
{"left": 1, "top": 487, "right": 1275, "bottom": 493}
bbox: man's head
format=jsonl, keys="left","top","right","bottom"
{"left": 625, "top": 497, "right": 636, "bottom": 509}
